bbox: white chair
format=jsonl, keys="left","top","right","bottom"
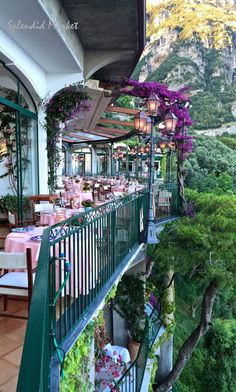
{"left": 8, "top": 211, "right": 17, "bottom": 226}
{"left": 8, "top": 211, "right": 35, "bottom": 228}
{"left": 158, "top": 190, "right": 172, "bottom": 213}
{"left": 0, "top": 248, "right": 34, "bottom": 319}
{"left": 34, "top": 203, "right": 54, "bottom": 225}
{"left": 34, "top": 203, "right": 54, "bottom": 213}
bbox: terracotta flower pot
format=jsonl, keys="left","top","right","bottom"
{"left": 128, "top": 336, "right": 140, "bottom": 362}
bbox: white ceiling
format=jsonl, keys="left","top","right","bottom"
{"left": 0, "top": 0, "right": 81, "bottom": 72}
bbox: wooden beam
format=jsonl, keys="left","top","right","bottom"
{"left": 68, "top": 133, "right": 96, "bottom": 141}
{"left": 106, "top": 106, "right": 139, "bottom": 115}
{"left": 98, "top": 118, "right": 134, "bottom": 127}
{"left": 87, "top": 131, "right": 116, "bottom": 139}
{"left": 73, "top": 129, "right": 120, "bottom": 139}
{"left": 95, "top": 126, "right": 128, "bottom": 135}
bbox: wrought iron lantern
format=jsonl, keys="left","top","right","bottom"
{"left": 164, "top": 112, "right": 178, "bottom": 134}
{"left": 147, "top": 93, "right": 160, "bottom": 115}
{"left": 134, "top": 111, "right": 147, "bottom": 135}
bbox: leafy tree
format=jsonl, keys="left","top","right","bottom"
{"left": 217, "top": 134, "right": 236, "bottom": 150}
{"left": 203, "top": 319, "right": 236, "bottom": 392}
{"left": 184, "top": 133, "right": 236, "bottom": 192}
{"left": 151, "top": 190, "right": 236, "bottom": 391}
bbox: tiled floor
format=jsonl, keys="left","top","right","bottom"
{"left": 0, "top": 299, "right": 27, "bottom": 392}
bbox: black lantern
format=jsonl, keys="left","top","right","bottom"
{"left": 144, "top": 116, "right": 152, "bottom": 135}
{"left": 164, "top": 112, "right": 178, "bottom": 134}
{"left": 147, "top": 93, "right": 160, "bottom": 115}
{"left": 134, "top": 111, "right": 147, "bottom": 134}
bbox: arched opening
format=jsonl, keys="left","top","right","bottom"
{"left": 0, "top": 61, "right": 38, "bottom": 222}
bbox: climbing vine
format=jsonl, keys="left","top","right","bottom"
{"left": 42, "top": 82, "right": 91, "bottom": 193}
{"left": 61, "top": 284, "right": 118, "bottom": 391}
{"left": 60, "top": 322, "right": 94, "bottom": 392}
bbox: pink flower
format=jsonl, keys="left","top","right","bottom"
{"left": 113, "top": 370, "right": 120, "bottom": 378}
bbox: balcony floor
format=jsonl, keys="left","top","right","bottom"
{"left": 0, "top": 299, "right": 27, "bottom": 392}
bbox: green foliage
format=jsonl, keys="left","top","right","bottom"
{"left": 148, "top": 51, "right": 199, "bottom": 84}
{"left": 61, "top": 322, "right": 94, "bottom": 392}
{"left": 132, "top": 52, "right": 151, "bottom": 80}
{"left": 155, "top": 190, "right": 236, "bottom": 286}
{"left": 202, "top": 319, "right": 236, "bottom": 392}
{"left": 184, "top": 133, "right": 236, "bottom": 192}
{"left": 0, "top": 194, "right": 30, "bottom": 213}
{"left": 42, "top": 83, "right": 90, "bottom": 193}
{"left": 190, "top": 91, "right": 235, "bottom": 130}
{"left": 147, "top": 0, "right": 236, "bottom": 49}
{"left": 113, "top": 274, "right": 146, "bottom": 342}
{"left": 115, "top": 95, "right": 135, "bottom": 109}
{"left": 174, "top": 276, "right": 236, "bottom": 392}
{"left": 217, "top": 135, "right": 236, "bottom": 150}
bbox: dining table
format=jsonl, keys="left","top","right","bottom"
{"left": 5, "top": 226, "right": 46, "bottom": 269}
{"left": 4, "top": 222, "right": 99, "bottom": 296}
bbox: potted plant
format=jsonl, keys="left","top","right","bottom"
{"left": 113, "top": 273, "right": 146, "bottom": 361}
{"left": 81, "top": 199, "right": 94, "bottom": 209}
{"left": 83, "top": 182, "right": 90, "bottom": 192}
{"left": 0, "top": 194, "right": 30, "bottom": 213}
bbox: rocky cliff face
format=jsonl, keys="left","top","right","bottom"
{"left": 133, "top": 33, "right": 236, "bottom": 130}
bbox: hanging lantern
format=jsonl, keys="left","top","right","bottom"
{"left": 159, "top": 142, "right": 166, "bottom": 150}
{"left": 144, "top": 116, "right": 152, "bottom": 135}
{"left": 139, "top": 146, "right": 145, "bottom": 154}
{"left": 134, "top": 111, "right": 147, "bottom": 135}
{"left": 147, "top": 93, "right": 160, "bottom": 115}
{"left": 164, "top": 112, "right": 178, "bottom": 134}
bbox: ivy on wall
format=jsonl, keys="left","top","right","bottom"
{"left": 61, "top": 284, "right": 118, "bottom": 391}
{"left": 60, "top": 322, "right": 94, "bottom": 392}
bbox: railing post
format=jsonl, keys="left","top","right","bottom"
{"left": 111, "top": 209, "right": 116, "bottom": 268}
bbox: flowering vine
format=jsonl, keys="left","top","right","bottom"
{"left": 118, "top": 78, "right": 193, "bottom": 162}
{"left": 43, "top": 83, "right": 91, "bottom": 193}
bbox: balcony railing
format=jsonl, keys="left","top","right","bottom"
{"left": 155, "top": 182, "right": 180, "bottom": 221}
{"left": 115, "top": 304, "right": 162, "bottom": 391}
{"left": 17, "top": 190, "right": 148, "bottom": 392}
{"left": 17, "top": 183, "right": 180, "bottom": 391}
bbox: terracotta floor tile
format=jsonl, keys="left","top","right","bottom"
{"left": 0, "top": 336, "right": 20, "bottom": 357}
{"left": 0, "top": 375, "right": 18, "bottom": 392}
{"left": 13, "top": 308, "right": 28, "bottom": 317}
{"left": 0, "top": 300, "right": 27, "bottom": 314}
{"left": 0, "top": 318, "right": 25, "bottom": 336}
{"left": 5, "top": 325, "right": 26, "bottom": 344}
{"left": 3, "top": 345, "right": 23, "bottom": 367}
{"left": 0, "top": 359, "right": 18, "bottom": 386}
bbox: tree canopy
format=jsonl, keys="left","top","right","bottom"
{"left": 155, "top": 190, "right": 236, "bottom": 285}
{"left": 184, "top": 133, "right": 236, "bottom": 193}
{"left": 151, "top": 190, "right": 236, "bottom": 391}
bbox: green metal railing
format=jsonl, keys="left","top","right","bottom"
{"left": 155, "top": 182, "right": 180, "bottom": 221}
{"left": 115, "top": 304, "right": 162, "bottom": 391}
{"left": 17, "top": 190, "right": 148, "bottom": 392}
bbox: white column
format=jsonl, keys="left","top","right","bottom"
{"left": 91, "top": 147, "right": 97, "bottom": 175}
{"left": 38, "top": 109, "right": 49, "bottom": 194}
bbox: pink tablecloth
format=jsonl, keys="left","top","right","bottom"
{"left": 62, "top": 191, "right": 93, "bottom": 203}
{"left": 39, "top": 208, "right": 84, "bottom": 226}
{"left": 4, "top": 227, "right": 46, "bottom": 269}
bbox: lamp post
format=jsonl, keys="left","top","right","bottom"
{"left": 134, "top": 94, "right": 178, "bottom": 243}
